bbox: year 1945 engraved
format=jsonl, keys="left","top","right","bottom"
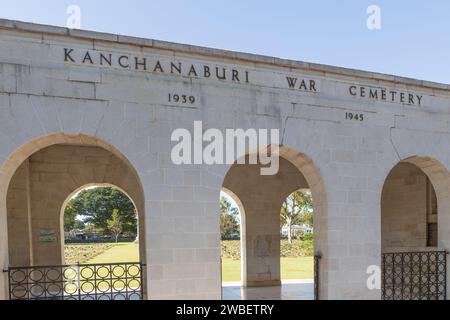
{"left": 168, "top": 93, "right": 196, "bottom": 104}
{"left": 345, "top": 112, "right": 364, "bottom": 121}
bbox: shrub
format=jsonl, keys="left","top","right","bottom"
{"left": 302, "top": 233, "right": 313, "bottom": 241}
{"left": 64, "top": 243, "right": 117, "bottom": 264}
{"left": 221, "top": 240, "right": 240, "bottom": 260}
{"left": 280, "top": 239, "right": 313, "bottom": 257}
{"left": 65, "top": 238, "right": 134, "bottom": 244}
{"left": 221, "top": 239, "right": 314, "bottom": 260}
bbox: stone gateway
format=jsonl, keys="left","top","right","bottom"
{"left": 0, "top": 19, "right": 449, "bottom": 300}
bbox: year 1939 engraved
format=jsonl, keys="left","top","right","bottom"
{"left": 168, "top": 93, "right": 196, "bottom": 104}
{"left": 345, "top": 112, "right": 364, "bottom": 121}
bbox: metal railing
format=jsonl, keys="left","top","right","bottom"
{"left": 382, "top": 250, "right": 447, "bottom": 300}
{"left": 314, "top": 253, "right": 321, "bottom": 300}
{"left": 4, "top": 262, "right": 145, "bottom": 300}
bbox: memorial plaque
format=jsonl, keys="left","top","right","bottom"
{"left": 39, "top": 229, "right": 57, "bottom": 242}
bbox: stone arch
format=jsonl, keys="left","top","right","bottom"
{"left": 0, "top": 133, "right": 146, "bottom": 299}
{"left": 59, "top": 182, "right": 142, "bottom": 264}
{"left": 381, "top": 155, "right": 450, "bottom": 297}
{"left": 381, "top": 156, "right": 450, "bottom": 248}
{"left": 220, "top": 187, "right": 247, "bottom": 284}
{"left": 278, "top": 146, "right": 328, "bottom": 297}
{"left": 220, "top": 145, "right": 328, "bottom": 296}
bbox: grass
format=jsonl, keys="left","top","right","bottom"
{"left": 221, "top": 256, "right": 313, "bottom": 282}
{"left": 85, "top": 243, "right": 139, "bottom": 264}
{"left": 221, "top": 239, "right": 314, "bottom": 282}
{"left": 65, "top": 242, "right": 313, "bottom": 285}
{"left": 221, "top": 239, "right": 313, "bottom": 260}
{"left": 221, "top": 258, "right": 241, "bottom": 282}
{"left": 63, "top": 242, "right": 141, "bottom": 292}
{"left": 64, "top": 243, "right": 117, "bottom": 264}
{"left": 280, "top": 257, "right": 313, "bottom": 280}
{"left": 64, "top": 242, "right": 139, "bottom": 264}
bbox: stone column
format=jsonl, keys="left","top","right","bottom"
{"left": 6, "top": 159, "right": 33, "bottom": 266}
{"left": 243, "top": 197, "right": 282, "bottom": 287}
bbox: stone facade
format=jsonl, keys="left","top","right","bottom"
{"left": 223, "top": 157, "right": 309, "bottom": 287}
{"left": 7, "top": 144, "right": 146, "bottom": 266}
{"left": 0, "top": 19, "right": 449, "bottom": 300}
{"left": 381, "top": 163, "right": 437, "bottom": 250}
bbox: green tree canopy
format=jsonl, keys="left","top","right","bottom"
{"left": 107, "top": 209, "right": 124, "bottom": 242}
{"left": 63, "top": 203, "right": 85, "bottom": 231}
{"left": 63, "top": 203, "right": 77, "bottom": 231}
{"left": 220, "top": 196, "right": 240, "bottom": 239}
{"left": 280, "top": 189, "right": 313, "bottom": 244}
{"left": 64, "top": 187, "right": 137, "bottom": 237}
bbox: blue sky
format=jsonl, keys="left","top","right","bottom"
{"left": 0, "top": 0, "right": 449, "bottom": 83}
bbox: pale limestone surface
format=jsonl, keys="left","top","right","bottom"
{"left": 0, "top": 19, "right": 449, "bottom": 300}
{"left": 7, "top": 145, "right": 146, "bottom": 267}
{"left": 223, "top": 158, "right": 309, "bottom": 287}
{"left": 381, "top": 163, "right": 437, "bottom": 249}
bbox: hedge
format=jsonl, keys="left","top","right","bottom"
{"left": 221, "top": 239, "right": 313, "bottom": 260}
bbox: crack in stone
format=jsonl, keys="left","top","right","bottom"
{"left": 29, "top": 95, "right": 47, "bottom": 135}
{"left": 280, "top": 103, "right": 296, "bottom": 146}
{"left": 389, "top": 115, "right": 401, "bottom": 161}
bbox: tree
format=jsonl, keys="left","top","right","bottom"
{"left": 107, "top": 209, "right": 123, "bottom": 242}
{"left": 64, "top": 203, "right": 85, "bottom": 231}
{"left": 220, "top": 196, "right": 239, "bottom": 239}
{"left": 221, "top": 214, "right": 239, "bottom": 239}
{"left": 64, "top": 187, "right": 137, "bottom": 237}
{"left": 280, "top": 190, "right": 313, "bottom": 244}
{"left": 83, "top": 222, "right": 99, "bottom": 235}
{"left": 63, "top": 203, "right": 77, "bottom": 231}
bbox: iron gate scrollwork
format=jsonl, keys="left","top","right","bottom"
{"left": 382, "top": 251, "right": 447, "bottom": 300}
{"left": 5, "top": 262, "right": 145, "bottom": 300}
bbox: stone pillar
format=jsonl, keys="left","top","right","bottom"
{"left": 0, "top": 182, "right": 8, "bottom": 300}
{"left": 6, "top": 160, "right": 33, "bottom": 266}
{"left": 438, "top": 197, "right": 450, "bottom": 299}
{"left": 243, "top": 197, "right": 282, "bottom": 286}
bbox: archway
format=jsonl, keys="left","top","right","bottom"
{"left": 280, "top": 188, "right": 314, "bottom": 296}
{"left": 219, "top": 188, "right": 244, "bottom": 296}
{"left": 381, "top": 156, "right": 450, "bottom": 299}
{"left": 220, "top": 146, "right": 327, "bottom": 300}
{"left": 1, "top": 133, "right": 146, "bottom": 300}
{"left": 61, "top": 184, "right": 141, "bottom": 265}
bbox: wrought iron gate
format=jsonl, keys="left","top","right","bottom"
{"left": 382, "top": 251, "right": 447, "bottom": 300}
{"left": 4, "top": 262, "right": 145, "bottom": 300}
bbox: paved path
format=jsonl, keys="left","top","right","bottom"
{"left": 222, "top": 279, "right": 314, "bottom": 300}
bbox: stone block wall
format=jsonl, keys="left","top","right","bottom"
{"left": 381, "top": 163, "right": 428, "bottom": 249}
{"left": 6, "top": 145, "right": 145, "bottom": 266}
{"left": 0, "top": 20, "right": 449, "bottom": 300}
{"left": 222, "top": 157, "right": 309, "bottom": 286}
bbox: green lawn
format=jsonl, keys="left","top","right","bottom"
{"left": 66, "top": 242, "right": 312, "bottom": 283}
{"left": 221, "top": 258, "right": 241, "bottom": 281}
{"left": 221, "top": 256, "right": 313, "bottom": 282}
{"left": 85, "top": 242, "right": 140, "bottom": 264}
{"left": 280, "top": 257, "right": 314, "bottom": 280}
{"left": 64, "top": 242, "right": 139, "bottom": 264}
{"left": 64, "top": 243, "right": 117, "bottom": 264}
{"left": 63, "top": 243, "right": 141, "bottom": 292}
